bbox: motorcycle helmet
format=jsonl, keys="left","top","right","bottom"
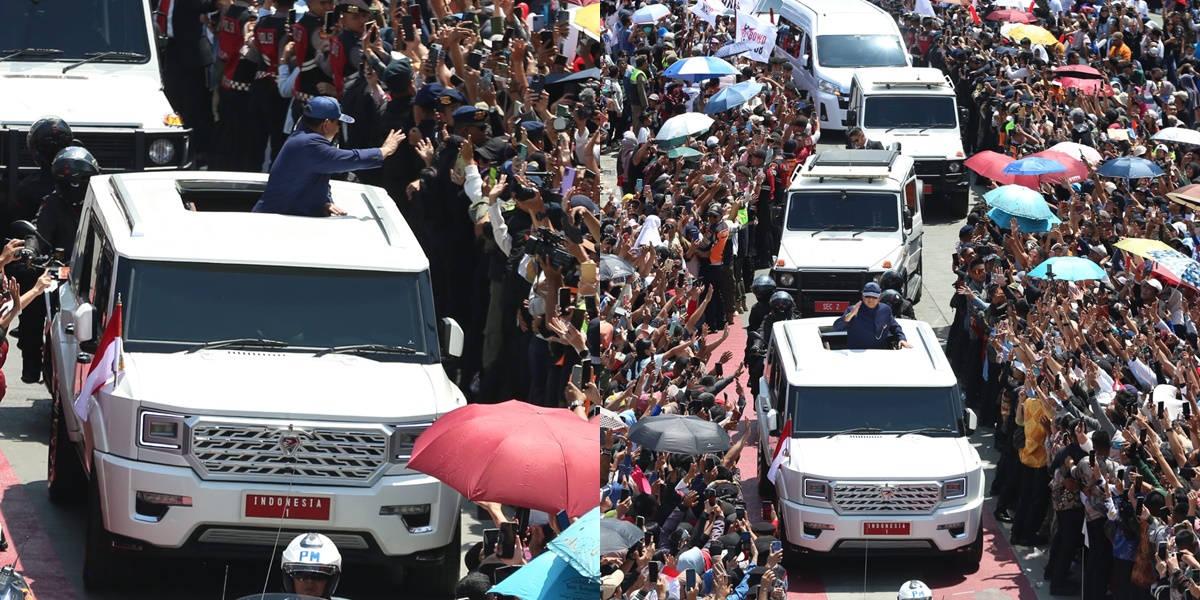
{"left": 768, "top": 291, "right": 794, "bottom": 317}
{"left": 281, "top": 532, "right": 342, "bottom": 599}
{"left": 898, "top": 580, "right": 933, "bottom": 600}
{"left": 878, "top": 270, "right": 904, "bottom": 293}
{"left": 27, "top": 116, "right": 73, "bottom": 169}
{"left": 880, "top": 289, "right": 904, "bottom": 315}
{"left": 751, "top": 275, "right": 777, "bottom": 303}
{"left": 50, "top": 146, "right": 100, "bottom": 206}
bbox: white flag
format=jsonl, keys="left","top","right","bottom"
{"left": 736, "top": 11, "right": 777, "bottom": 63}
{"left": 915, "top": 0, "right": 937, "bottom": 16}
{"left": 689, "top": 0, "right": 720, "bottom": 26}
{"left": 766, "top": 436, "right": 790, "bottom": 484}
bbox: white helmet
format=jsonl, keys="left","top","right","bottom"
{"left": 281, "top": 533, "right": 342, "bottom": 599}
{"left": 898, "top": 580, "right": 933, "bottom": 600}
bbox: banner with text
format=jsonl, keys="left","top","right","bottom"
{"left": 736, "top": 11, "right": 777, "bottom": 63}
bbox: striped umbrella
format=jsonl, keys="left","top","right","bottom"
{"left": 661, "top": 56, "right": 739, "bottom": 83}
{"left": 1146, "top": 249, "right": 1200, "bottom": 289}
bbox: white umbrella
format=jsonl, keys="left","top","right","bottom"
{"left": 1048, "top": 141, "right": 1103, "bottom": 166}
{"left": 631, "top": 4, "right": 670, "bottom": 24}
{"left": 655, "top": 113, "right": 716, "bottom": 146}
{"left": 1153, "top": 127, "right": 1200, "bottom": 147}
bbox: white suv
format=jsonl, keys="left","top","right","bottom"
{"left": 44, "top": 172, "right": 466, "bottom": 595}
{"left": 754, "top": 318, "right": 984, "bottom": 567}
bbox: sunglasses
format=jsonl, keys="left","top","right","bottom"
{"left": 293, "top": 572, "right": 331, "bottom": 582}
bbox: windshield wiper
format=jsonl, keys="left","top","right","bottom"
{"left": 315, "top": 344, "right": 420, "bottom": 357}
{"left": 852, "top": 226, "right": 894, "bottom": 237}
{"left": 62, "top": 51, "right": 147, "bottom": 73}
{"left": 187, "top": 338, "right": 289, "bottom": 354}
{"left": 810, "top": 224, "right": 855, "bottom": 237}
{"left": 897, "top": 427, "right": 956, "bottom": 437}
{"left": 0, "top": 48, "right": 63, "bottom": 62}
{"left": 885, "top": 123, "right": 921, "bottom": 133}
{"left": 824, "top": 427, "right": 883, "bottom": 438}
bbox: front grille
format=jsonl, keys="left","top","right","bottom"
{"left": 801, "top": 271, "right": 869, "bottom": 291}
{"left": 914, "top": 161, "right": 944, "bottom": 177}
{"left": 832, "top": 482, "right": 941, "bottom": 514}
{"left": 190, "top": 422, "right": 390, "bottom": 485}
{"left": 72, "top": 132, "right": 137, "bottom": 170}
{"left": 197, "top": 528, "right": 371, "bottom": 549}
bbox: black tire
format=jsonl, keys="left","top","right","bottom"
{"left": 409, "top": 516, "right": 462, "bottom": 596}
{"left": 956, "top": 522, "right": 984, "bottom": 571}
{"left": 951, "top": 191, "right": 971, "bottom": 219}
{"left": 47, "top": 395, "right": 87, "bottom": 505}
{"left": 757, "top": 445, "right": 776, "bottom": 499}
{"left": 83, "top": 471, "right": 127, "bottom": 590}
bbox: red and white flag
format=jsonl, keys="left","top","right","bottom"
{"left": 766, "top": 418, "right": 792, "bottom": 484}
{"left": 73, "top": 303, "right": 123, "bottom": 422}
{"left": 967, "top": 4, "right": 982, "bottom": 24}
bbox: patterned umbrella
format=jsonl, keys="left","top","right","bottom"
{"left": 1146, "top": 249, "right": 1200, "bottom": 289}
{"left": 983, "top": 185, "right": 1055, "bottom": 220}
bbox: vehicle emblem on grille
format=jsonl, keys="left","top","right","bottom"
{"left": 879, "top": 485, "right": 895, "bottom": 502}
{"left": 278, "top": 426, "right": 305, "bottom": 457}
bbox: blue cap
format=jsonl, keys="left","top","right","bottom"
{"left": 304, "top": 96, "right": 354, "bottom": 123}
{"left": 452, "top": 105, "right": 488, "bottom": 125}
{"left": 414, "top": 83, "right": 445, "bottom": 107}
{"left": 438, "top": 87, "right": 468, "bottom": 107}
{"left": 959, "top": 225, "right": 974, "bottom": 237}
{"left": 863, "top": 282, "right": 881, "bottom": 298}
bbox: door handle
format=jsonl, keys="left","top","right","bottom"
{"left": 77, "top": 352, "right": 93, "bottom": 365}
{"left": 65, "top": 324, "right": 74, "bottom": 334}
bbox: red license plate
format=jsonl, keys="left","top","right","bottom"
{"left": 814, "top": 301, "right": 849, "bottom": 314}
{"left": 863, "top": 522, "right": 910, "bottom": 535}
{"left": 245, "top": 494, "right": 331, "bottom": 520}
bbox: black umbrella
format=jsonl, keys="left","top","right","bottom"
{"left": 599, "top": 254, "right": 637, "bottom": 281}
{"left": 626, "top": 414, "right": 732, "bottom": 455}
{"left": 600, "top": 517, "right": 644, "bottom": 554}
{"left": 546, "top": 68, "right": 602, "bottom": 104}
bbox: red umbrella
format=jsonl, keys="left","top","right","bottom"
{"left": 1059, "top": 77, "right": 1113, "bottom": 96}
{"left": 408, "top": 400, "right": 599, "bottom": 518}
{"left": 1052, "top": 64, "right": 1105, "bottom": 80}
{"left": 965, "top": 151, "right": 1015, "bottom": 182}
{"left": 1030, "top": 150, "right": 1089, "bottom": 185}
{"left": 987, "top": 9, "right": 1036, "bottom": 23}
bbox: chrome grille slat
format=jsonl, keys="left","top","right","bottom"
{"left": 197, "top": 529, "right": 371, "bottom": 549}
{"left": 832, "top": 482, "right": 940, "bottom": 514}
{"left": 190, "top": 423, "right": 389, "bottom": 485}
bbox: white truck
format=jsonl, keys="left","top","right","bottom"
{"left": 770, "top": 149, "right": 924, "bottom": 317}
{"left": 843, "top": 67, "right": 970, "bottom": 217}
{"left": 44, "top": 173, "right": 466, "bottom": 594}
{"left": 1, "top": 1, "right": 191, "bottom": 201}
{"left": 755, "top": 318, "right": 984, "bottom": 567}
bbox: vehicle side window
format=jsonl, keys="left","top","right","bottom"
{"left": 904, "top": 178, "right": 918, "bottom": 212}
{"left": 770, "top": 349, "right": 786, "bottom": 414}
{"left": 803, "top": 33, "right": 813, "bottom": 72}
{"left": 779, "top": 19, "right": 802, "bottom": 59}
{"left": 91, "top": 245, "right": 115, "bottom": 335}
{"left": 70, "top": 218, "right": 96, "bottom": 296}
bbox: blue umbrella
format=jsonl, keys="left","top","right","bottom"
{"left": 488, "top": 550, "right": 596, "bottom": 600}
{"left": 1095, "top": 156, "right": 1166, "bottom": 179}
{"left": 982, "top": 185, "right": 1056, "bottom": 220}
{"left": 1145, "top": 249, "right": 1200, "bottom": 288}
{"left": 1001, "top": 156, "right": 1067, "bottom": 176}
{"left": 1028, "top": 256, "right": 1107, "bottom": 281}
{"left": 987, "top": 207, "right": 1062, "bottom": 233}
{"left": 631, "top": 3, "right": 670, "bottom": 23}
{"left": 714, "top": 39, "right": 756, "bottom": 58}
{"left": 661, "top": 56, "right": 739, "bottom": 83}
{"left": 704, "top": 80, "right": 765, "bottom": 114}
{"left": 548, "top": 507, "right": 600, "bottom": 582}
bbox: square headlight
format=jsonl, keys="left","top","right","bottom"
{"left": 392, "top": 423, "right": 432, "bottom": 461}
{"left": 804, "top": 478, "right": 830, "bottom": 501}
{"left": 942, "top": 477, "right": 967, "bottom": 500}
{"left": 139, "top": 410, "right": 185, "bottom": 451}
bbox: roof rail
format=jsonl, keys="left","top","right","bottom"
{"left": 108, "top": 175, "right": 145, "bottom": 238}
{"left": 362, "top": 187, "right": 402, "bottom": 248}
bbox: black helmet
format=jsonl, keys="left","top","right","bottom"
{"left": 879, "top": 270, "right": 904, "bottom": 293}
{"left": 768, "top": 291, "right": 794, "bottom": 316}
{"left": 751, "top": 275, "right": 777, "bottom": 302}
{"left": 880, "top": 289, "right": 904, "bottom": 314}
{"left": 51, "top": 146, "right": 101, "bottom": 205}
{"left": 27, "top": 116, "right": 74, "bottom": 169}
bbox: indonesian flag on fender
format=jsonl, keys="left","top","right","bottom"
{"left": 73, "top": 302, "right": 123, "bottom": 422}
{"left": 767, "top": 418, "right": 792, "bottom": 484}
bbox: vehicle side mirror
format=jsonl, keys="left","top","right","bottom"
{"left": 766, "top": 408, "right": 778, "bottom": 433}
{"left": 440, "top": 317, "right": 464, "bottom": 358}
{"left": 903, "top": 206, "right": 913, "bottom": 230}
{"left": 844, "top": 109, "right": 857, "bottom": 126}
{"left": 963, "top": 408, "right": 978, "bottom": 435}
{"left": 73, "top": 303, "right": 94, "bottom": 345}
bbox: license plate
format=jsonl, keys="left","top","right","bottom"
{"left": 813, "top": 301, "right": 849, "bottom": 314}
{"left": 245, "top": 494, "right": 331, "bottom": 520}
{"left": 923, "top": 184, "right": 933, "bottom": 194}
{"left": 863, "top": 522, "right": 910, "bottom": 535}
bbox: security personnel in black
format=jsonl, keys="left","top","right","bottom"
{"left": 878, "top": 270, "right": 915, "bottom": 318}
{"left": 755, "top": 291, "right": 800, "bottom": 350}
{"left": 23, "top": 148, "right": 100, "bottom": 383}
{"left": 12, "top": 117, "right": 74, "bottom": 225}
{"left": 290, "top": 0, "right": 336, "bottom": 118}
{"left": 744, "top": 275, "right": 776, "bottom": 396}
{"left": 213, "top": 1, "right": 258, "bottom": 171}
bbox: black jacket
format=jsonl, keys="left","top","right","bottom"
{"left": 34, "top": 191, "right": 82, "bottom": 258}
{"left": 846, "top": 140, "right": 885, "bottom": 150}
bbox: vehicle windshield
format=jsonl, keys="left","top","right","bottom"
{"left": 790, "top": 387, "right": 960, "bottom": 436}
{"left": 1, "top": 0, "right": 151, "bottom": 62}
{"left": 121, "top": 261, "right": 435, "bottom": 361}
{"left": 864, "top": 96, "right": 957, "bottom": 129}
{"left": 816, "top": 35, "right": 907, "bottom": 68}
{"left": 786, "top": 192, "right": 899, "bottom": 231}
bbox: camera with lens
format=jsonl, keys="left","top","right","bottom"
{"left": 575, "top": 103, "right": 598, "bottom": 120}
{"left": 515, "top": 184, "right": 539, "bottom": 202}
{"left": 525, "top": 226, "right": 575, "bottom": 270}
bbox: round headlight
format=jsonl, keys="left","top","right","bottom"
{"left": 148, "top": 139, "right": 175, "bottom": 165}
{"left": 948, "top": 161, "right": 962, "bottom": 173}
{"left": 778, "top": 273, "right": 795, "bottom": 287}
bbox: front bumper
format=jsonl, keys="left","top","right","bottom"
{"left": 779, "top": 495, "right": 983, "bottom": 554}
{"left": 95, "top": 451, "right": 461, "bottom": 561}
{"left": 913, "top": 159, "right": 968, "bottom": 195}
{"left": 814, "top": 90, "right": 850, "bottom": 131}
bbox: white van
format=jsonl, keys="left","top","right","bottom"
{"left": 756, "top": 0, "right": 910, "bottom": 131}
